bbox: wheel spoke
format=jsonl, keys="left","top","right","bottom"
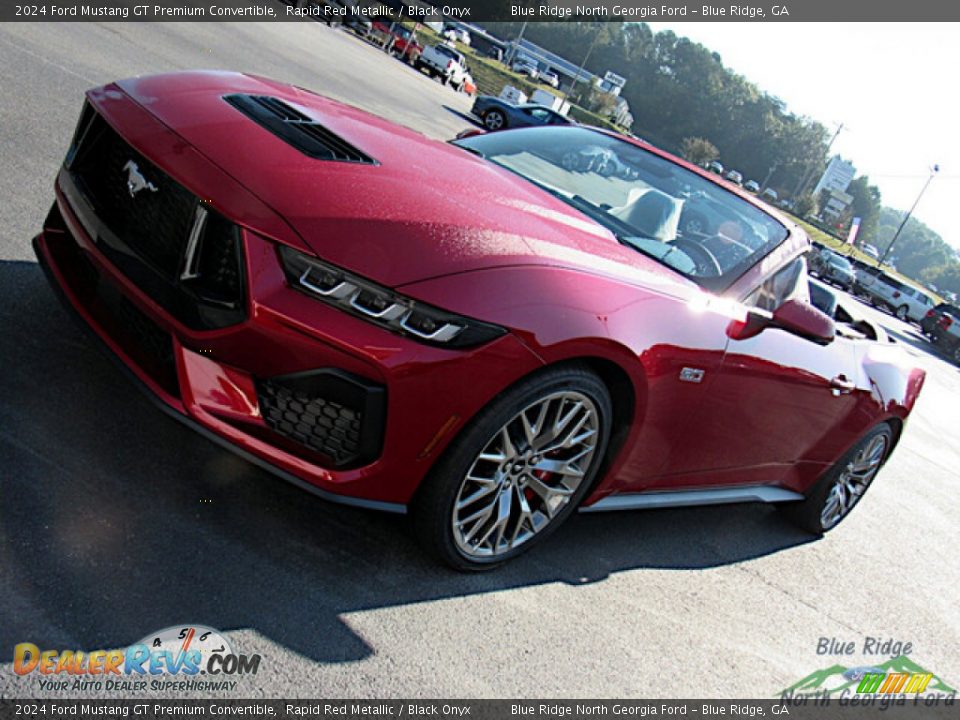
{"left": 451, "top": 390, "right": 601, "bottom": 559}
{"left": 456, "top": 482, "right": 498, "bottom": 510}
{"left": 820, "top": 433, "right": 889, "bottom": 530}
{"left": 532, "top": 458, "right": 585, "bottom": 479}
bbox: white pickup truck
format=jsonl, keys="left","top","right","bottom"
{"left": 416, "top": 43, "right": 468, "bottom": 90}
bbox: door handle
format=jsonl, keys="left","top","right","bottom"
{"left": 829, "top": 375, "right": 856, "bottom": 395}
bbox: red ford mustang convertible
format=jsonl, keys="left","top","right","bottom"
{"left": 34, "top": 72, "right": 925, "bottom": 569}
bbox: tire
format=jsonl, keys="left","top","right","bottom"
{"left": 895, "top": 304, "right": 909, "bottom": 321}
{"left": 483, "top": 109, "right": 506, "bottom": 131}
{"left": 778, "top": 424, "right": 893, "bottom": 535}
{"left": 411, "top": 365, "right": 612, "bottom": 571}
{"left": 951, "top": 343, "right": 960, "bottom": 365}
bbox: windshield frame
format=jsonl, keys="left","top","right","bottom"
{"left": 452, "top": 126, "right": 791, "bottom": 293}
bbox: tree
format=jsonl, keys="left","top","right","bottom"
{"left": 795, "top": 194, "right": 818, "bottom": 218}
{"left": 680, "top": 137, "right": 719, "bottom": 166}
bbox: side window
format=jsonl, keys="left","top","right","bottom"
{"left": 744, "top": 257, "right": 809, "bottom": 312}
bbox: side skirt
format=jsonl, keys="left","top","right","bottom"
{"left": 580, "top": 486, "right": 804, "bottom": 513}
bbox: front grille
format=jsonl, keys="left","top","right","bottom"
{"left": 70, "top": 112, "right": 197, "bottom": 278}
{"left": 43, "top": 216, "right": 179, "bottom": 397}
{"left": 63, "top": 103, "right": 246, "bottom": 330}
{"left": 256, "top": 371, "right": 386, "bottom": 468}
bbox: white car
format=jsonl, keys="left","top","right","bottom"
{"left": 511, "top": 58, "right": 540, "bottom": 79}
{"left": 539, "top": 69, "right": 560, "bottom": 88}
{"left": 856, "top": 269, "right": 936, "bottom": 323}
{"left": 442, "top": 27, "right": 471, "bottom": 46}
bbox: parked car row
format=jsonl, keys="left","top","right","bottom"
{"left": 705, "top": 161, "right": 778, "bottom": 203}
{"left": 807, "top": 243, "right": 942, "bottom": 329}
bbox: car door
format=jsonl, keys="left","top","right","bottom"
{"left": 650, "top": 260, "right": 867, "bottom": 488}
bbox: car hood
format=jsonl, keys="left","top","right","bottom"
{"left": 116, "top": 71, "right": 692, "bottom": 295}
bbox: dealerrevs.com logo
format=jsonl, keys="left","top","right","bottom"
{"left": 13, "top": 625, "right": 261, "bottom": 693}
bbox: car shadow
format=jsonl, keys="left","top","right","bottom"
{"left": 442, "top": 105, "right": 481, "bottom": 126}
{"left": 0, "top": 259, "right": 815, "bottom": 664}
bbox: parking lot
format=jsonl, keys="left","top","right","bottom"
{"left": 0, "top": 21, "right": 958, "bottom": 699}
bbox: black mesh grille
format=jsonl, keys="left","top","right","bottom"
{"left": 257, "top": 381, "right": 363, "bottom": 466}
{"left": 70, "top": 114, "right": 196, "bottom": 278}
{"left": 63, "top": 106, "right": 247, "bottom": 330}
{"left": 255, "top": 371, "right": 385, "bottom": 468}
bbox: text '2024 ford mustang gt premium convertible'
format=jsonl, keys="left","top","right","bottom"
{"left": 34, "top": 71, "right": 925, "bottom": 570}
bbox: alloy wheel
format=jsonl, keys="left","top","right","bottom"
{"left": 820, "top": 433, "right": 888, "bottom": 530}
{"left": 484, "top": 111, "right": 504, "bottom": 130}
{"left": 451, "top": 391, "right": 600, "bottom": 558}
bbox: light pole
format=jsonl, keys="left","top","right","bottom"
{"left": 505, "top": 21, "right": 527, "bottom": 67}
{"left": 877, "top": 164, "right": 939, "bottom": 267}
{"left": 796, "top": 122, "right": 845, "bottom": 198}
{"left": 561, "top": 28, "right": 601, "bottom": 104}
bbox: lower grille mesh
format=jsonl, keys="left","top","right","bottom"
{"left": 257, "top": 380, "right": 363, "bottom": 466}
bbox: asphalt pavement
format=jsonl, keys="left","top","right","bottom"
{"left": 0, "top": 21, "right": 958, "bottom": 699}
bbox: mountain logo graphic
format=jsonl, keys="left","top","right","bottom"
{"left": 781, "top": 655, "right": 955, "bottom": 697}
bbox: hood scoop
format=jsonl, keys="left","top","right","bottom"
{"left": 224, "top": 94, "right": 376, "bottom": 164}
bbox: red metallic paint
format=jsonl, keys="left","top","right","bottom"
{"left": 35, "top": 71, "right": 925, "bottom": 513}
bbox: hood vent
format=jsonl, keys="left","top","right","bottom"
{"left": 224, "top": 94, "right": 376, "bottom": 165}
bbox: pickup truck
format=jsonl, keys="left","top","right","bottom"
{"left": 416, "top": 43, "right": 469, "bottom": 90}
{"left": 371, "top": 21, "right": 423, "bottom": 64}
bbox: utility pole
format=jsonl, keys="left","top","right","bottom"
{"left": 505, "top": 21, "right": 527, "bottom": 67}
{"left": 561, "top": 29, "right": 600, "bottom": 104}
{"left": 877, "top": 165, "right": 939, "bottom": 267}
{"left": 796, "top": 122, "right": 845, "bottom": 198}
{"left": 760, "top": 161, "right": 780, "bottom": 192}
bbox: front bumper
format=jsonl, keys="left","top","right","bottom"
{"left": 35, "top": 189, "right": 542, "bottom": 510}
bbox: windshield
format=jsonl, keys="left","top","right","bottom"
{"left": 453, "top": 126, "right": 788, "bottom": 291}
{"left": 831, "top": 256, "right": 853, "bottom": 271}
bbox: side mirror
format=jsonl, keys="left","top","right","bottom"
{"left": 454, "top": 128, "right": 485, "bottom": 140}
{"left": 727, "top": 298, "right": 835, "bottom": 344}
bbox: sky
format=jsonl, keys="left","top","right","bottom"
{"left": 647, "top": 22, "right": 959, "bottom": 250}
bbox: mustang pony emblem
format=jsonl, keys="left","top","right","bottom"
{"left": 123, "top": 160, "right": 158, "bottom": 197}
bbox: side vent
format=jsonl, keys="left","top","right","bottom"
{"left": 224, "top": 94, "right": 376, "bottom": 164}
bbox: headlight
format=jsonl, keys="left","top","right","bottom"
{"left": 279, "top": 245, "right": 506, "bottom": 348}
